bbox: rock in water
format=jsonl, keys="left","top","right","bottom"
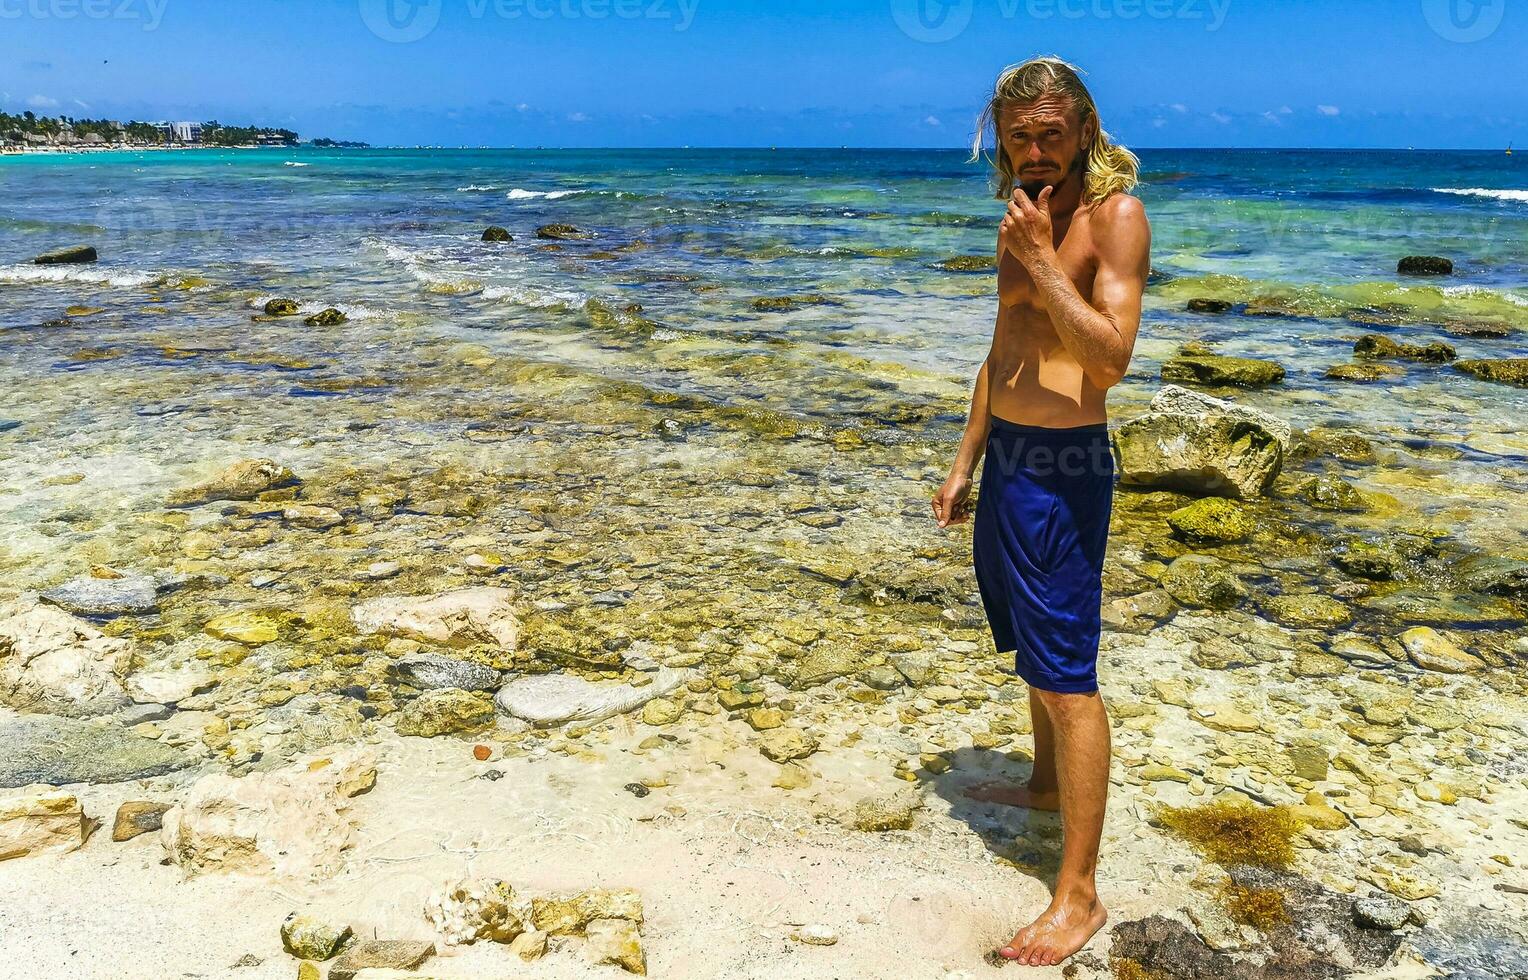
{"left": 1454, "top": 357, "right": 1528, "bottom": 387}
{"left": 1149, "top": 384, "right": 1292, "bottom": 450}
{"left": 1161, "top": 352, "right": 1285, "bottom": 388}
{"left": 852, "top": 788, "right": 924, "bottom": 831}
{"left": 531, "top": 888, "right": 644, "bottom": 935}
{"left": 536, "top": 223, "right": 594, "bottom": 240}
{"left": 585, "top": 917, "right": 647, "bottom": 974}
{"left": 303, "top": 307, "right": 347, "bottom": 326}
{"left": 352, "top": 588, "right": 519, "bottom": 650}
{"left": 1353, "top": 334, "right": 1456, "bottom": 363}
{"left": 1399, "top": 627, "right": 1483, "bottom": 674}
{"left": 1397, "top": 255, "right": 1452, "bottom": 275}
{"left": 33, "top": 245, "right": 98, "bottom": 265}
{"left": 0, "top": 598, "right": 131, "bottom": 716}
{"left": 159, "top": 747, "right": 376, "bottom": 879}
{"left": 424, "top": 878, "right": 527, "bottom": 946}
{"left": 390, "top": 652, "right": 501, "bottom": 691}
{"left": 168, "top": 458, "right": 298, "bottom": 506}
{"left": 263, "top": 298, "right": 300, "bottom": 316}
{"left": 1352, "top": 895, "right": 1412, "bottom": 931}
{"left": 481, "top": 225, "right": 512, "bottom": 242}
{"left": 1160, "top": 555, "right": 1246, "bottom": 610}
{"left": 1113, "top": 411, "right": 1283, "bottom": 499}
{"left": 495, "top": 669, "right": 689, "bottom": 727}
{"left": 112, "top": 801, "right": 172, "bottom": 842}
{"left": 39, "top": 574, "right": 160, "bottom": 617}
{"left": 0, "top": 714, "right": 189, "bottom": 788}
{"left": 394, "top": 688, "right": 495, "bottom": 737}
{"left": 1167, "top": 497, "right": 1254, "bottom": 543}
{"left": 1186, "top": 298, "right": 1232, "bottom": 313}
{"left": 327, "top": 940, "right": 435, "bottom": 980}
{"left": 0, "top": 786, "right": 88, "bottom": 860}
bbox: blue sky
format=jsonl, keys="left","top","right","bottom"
{"left": 2, "top": 0, "right": 1522, "bottom": 147}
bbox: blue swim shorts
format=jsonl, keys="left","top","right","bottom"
{"left": 972, "top": 417, "right": 1116, "bottom": 694}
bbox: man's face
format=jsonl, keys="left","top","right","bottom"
{"left": 997, "top": 96, "right": 1091, "bottom": 197}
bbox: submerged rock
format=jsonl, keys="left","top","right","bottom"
{"left": 1325, "top": 361, "right": 1404, "bottom": 383}
{"left": 168, "top": 458, "right": 298, "bottom": 506}
{"left": 390, "top": 652, "right": 500, "bottom": 691}
{"left": 1167, "top": 497, "right": 1253, "bottom": 543}
{"left": 33, "top": 245, "right": 97, "bottom": 265}
{"left": 0, "top": 786, "right": 88, "bottom": 861}
{"left": 1353, "top": 333, "right": 1456, "bottom": 363}
{"left": 1186, "top": 298, "right": 1233, "bottom": 314}
{"left": 160, "top": 746, "right": 376, "bottom": 879}
{"left": 1160, "top": 555, "right": 1246, "bottom": 610}
{"left": 352, "top": 588, "right": 519, "bottom": 650}
{"left": 0, "top": 598, "right": 131, "bottom": 716}
{"left": 303, "top": 308, "right": 347, "bottom": 327}
{"left": 1399, "top": 627, "right": 1483, "bottom": 673}
{"left": 0, "top": 714, "right": 190, "bottom": 788}
{"left": 494, "top": 668, "right": 689, "bottom": 727}
{"left": 394, "top": 688, "right": 495, "bottom": 738}
{"left": 39, "top": 574, "right": 160, "bottom": 617}
{"left": 936, "top": 255, "right": 997, "bottom": 272}
{"left": 535, "top": 223, "right": 593, "bottom": 241}
{"left": 1162, "top": 351, "right": 1285, "bottom": 388}
{"left": 481, "top": 225, "right": 512, "bottom": 243}
{"left": 1454, "top": 357, "right": 1528, "bottom": 387}
{"left": 263, "top": 298, "right": 300, "bottom": 317}
{"left": 1397, "top": 255, "right": 1452, "bottom": 276}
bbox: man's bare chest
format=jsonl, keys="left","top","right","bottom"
{"left": 997, "top": 222, "right": 1096, "bottom": 313}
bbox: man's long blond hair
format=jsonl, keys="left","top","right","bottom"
{"left": 970, "top": 56, "right": 1140, "bottom": 206}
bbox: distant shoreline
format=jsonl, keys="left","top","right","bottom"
{"left": 0, "top": 143, "right": 296, "bottom": 157}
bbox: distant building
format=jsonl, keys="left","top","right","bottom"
{"left": 170, "top": 121, "right": 202, "bottom": 143}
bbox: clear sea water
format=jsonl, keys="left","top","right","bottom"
{"left": 2, "top": 147, "right": 1526, "bottom": 558}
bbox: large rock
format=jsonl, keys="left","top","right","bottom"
{"left": 530, "top": 887, "right": 644, "bottom": 935}
{"left": 0, "top": 786, "right": 88, "bottom": 860}
{"left": 494, "top": 668, "right": 689, "bottom": 727}
{"left": 352, "top": 588, "right": 518, "bottom": 650}
{"left": 125, "top": 659, "right": 215, "bottom": 704}
{"left": 586, "top": 917, "right": 647, "bottom": 975}
{"left": 535, "top": 223, "right": 593, "bottom": 241}
{"left": 1114, "top": 411, "right": 1283, "bottom": 499}
{"left": 1148, "top": 384, "right": 1291, "bottom": 451}
{"left": 0, "top": 714, "right": 190, "bottom": 788}
{"left": 282, "top": 913, "right": 354, "bottom": 960}
{"left": 1353, "top": 334, "right": 1455, "bottom": 363}
{"left": 1399, "top": 627, "right": 1483, "bottom": 674}
{"left": 1166, "top": 497, "right": 1253, "bottom": 543}
{"left": 168, "top": 458, "right": 297, "bottom": 506}
{"left": 159, "top": 746, "right": 376, "bottom": 879}
{"left": 0, "top": 598, "right": 131, "bottom": 716}
{"left": 328, "top": 940, "right": 436, "bottom": 980}
{"left": 33, "top": 245, "right": 98, "bottom": 265}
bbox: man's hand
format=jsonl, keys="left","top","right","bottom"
{"left": 999, "top": 185, "right": 1056, "bottom": 272}
{"left": 932, "top": 472, "right": 974, "bottom": 528}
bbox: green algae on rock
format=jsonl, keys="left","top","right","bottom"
{"left": 1166, "top": 497, "right": 1253, "bottom": 543}
{"left": 1156, "top": 800, "right": 1305, "bottom": 870}
{"left": 1454, "top": 357, "right": 1528, "bottom": 387}
{"left": 1161, "top": 352, "right": 1286, "bottom": 388}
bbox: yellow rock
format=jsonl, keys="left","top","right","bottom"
{"left": 1139, "top": 764, "right": 1192, "bottom": 783}
{"left": 1361, "top": 866, "right": 1439, "bottom": 901}
{"left": 204, "top": 609, "right": 281, "bottom": 645}
{"left": 1414, "top": 781, "right": 1458, "bottom": 805}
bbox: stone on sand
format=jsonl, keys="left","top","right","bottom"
{"left": 0, "top": 597, "right": 131, "bottom": 717}
{"left": 585, "top": 917, "right": 647, "bottom": 974}
{"left": 494, "top": 668, "right": 689, "bottom": 727}
{"left": 351, "top": 588, "right": 519, "bottom": 650}
{"left": 159, "top": 746, "right": 376, "bottom": 879}
{"left": 112, "top": 800, "right": 172, "bottom": 842}
{"left": 0, "top": 786, "right": 88, "bottom": 861}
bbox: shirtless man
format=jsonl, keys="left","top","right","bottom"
{"left": 930, "top": 57, "right": 1151, "bottom": 967}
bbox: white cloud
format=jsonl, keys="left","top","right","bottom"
{"left": 73, "top": 98, "right": 91, "bottom": 110}
{"left": 27, "top": 94, "right": 59, "bottom": 109}
{"left": 567, "top": 112, "right": 589, "bottom": 123}
{"left": 1317, "top": 105, "right": 1340, "bottom": 116}
{"left": 1152, "top": 118, "right": 1167, "bottom": 128}
{"left": 515, "top": 103, "right": 531, "bottom": 112}
{"left": 1170, "top": 103, "right": 1188, "bottom": 113}
{"left": 1278, "top": 106, "right": 1293, "bottom": 115}
{"left": 923, "top": 115, "right": 941, "bottom": 127}
{"left": 1210, "top": 112, "right": 1232, "bottom": 125}
{"left": 1261, "top": 111, "right": 1283, "bottom": 125}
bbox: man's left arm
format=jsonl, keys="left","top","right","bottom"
{"left": 1009, "top": 192, "right": 1151, "bottom": 389}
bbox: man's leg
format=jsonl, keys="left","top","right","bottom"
{"left": 963, "top": 686, "right": 1059, "bottom": 809}
{"left": 1000, "top": 687, "right": 1110, "bottom": 965}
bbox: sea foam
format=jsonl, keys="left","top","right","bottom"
{"left": 1433, "top": 187, "right": 1528, "bottom": 202}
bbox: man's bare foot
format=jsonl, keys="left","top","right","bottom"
{"left": 995, "top": 895, "right": 1107, "bottom": 966}
{"left": 961, "top": 780, "right": 1060, "bottom": 811}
